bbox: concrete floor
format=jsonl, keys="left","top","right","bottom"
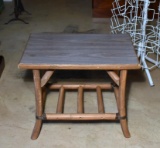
{"left": 0, "top": 0, "right": 160, "bottom": 147}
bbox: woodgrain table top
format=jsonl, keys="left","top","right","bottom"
{"left": 18, "top": 33, "right": 141, "bottom": 70}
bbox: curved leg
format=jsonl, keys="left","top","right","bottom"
{"left": 31, "top": 120, "right": 42, "bottom": 140}
{"left": 120, "top": 119, "right": 130, "bottom": 138}
{"left": 119, "top": 70, "right": 130, "bottom": 138}
{"left": 31, "top": 70, "right": 43, "bottom": 140}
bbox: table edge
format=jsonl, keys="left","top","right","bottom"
{"left": 18, "top": 63, "right": 141, "bottom": 70}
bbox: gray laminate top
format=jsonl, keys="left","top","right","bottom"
{"left": 18, "top": 33, "right": 140, "bottom": 70}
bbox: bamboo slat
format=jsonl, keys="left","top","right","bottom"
{"left": 77, "top": 86, "right": 84, "bottom": 113}
{"left": 96, "top": 86, "right": 105, "bottom": 113}
{"left": 56, "top": 87, "right": 65, "bottom": 113}
{"left": 45, "top": 113, "right": 117, "bottom": 120}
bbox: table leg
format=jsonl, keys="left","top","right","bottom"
{"left": 31, "top": 70, "right": 43, "bottom": 140}
{"left": 42, "top": 86, "right": 47, "bottom": 112}
{"left": 119, "top": 70, "right": 130, "bottom": 138}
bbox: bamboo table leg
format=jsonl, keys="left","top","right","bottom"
{"left": 119, "top": 70, "right": 130, "bottom": 138}
{"left": 31, "top": 70, "right": 43, "bottom": 140}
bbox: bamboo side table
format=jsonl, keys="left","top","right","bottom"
{"left": 18, "top": 33, "right": 141, "bottom": 140}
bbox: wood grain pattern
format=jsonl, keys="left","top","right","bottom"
{"left": 18, "top": 33, "right": 140, "bottom": 70}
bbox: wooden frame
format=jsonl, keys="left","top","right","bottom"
{"left": 31, "top": 69, "right": 130, "bottom": 140}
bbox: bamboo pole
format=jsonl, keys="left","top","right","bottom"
{"left": 56, "top": 87, "right": 65, "bottom": 113}
{"left": 42, "top": 86, "right": 47, "bottom": 112}
{"left": 31, "top": 70, "right": 43, "bottom": 140}
{"left": 45, "top": 113, "right": 117, "bottom": 120}
{"left": 41, "top": 71, "right": 54, "bottom": 87}
{"left": 113, "top": 86, "right": 120, "bottom": 110}
{"left": 96, "top": 86, "right": 105, "bottom": 113}
{"left": 49, "top": 83, "right": 112, "bottom": 90}
{"left": 107, "top": 71, "right": 120, "bottom": 86}
{"left": 119, "top": 70, "right": 130, "bottom": 138}
{"left": 77, "top": 86, "right": 84, "bottom": 113}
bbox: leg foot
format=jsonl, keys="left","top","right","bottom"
{"left": 120, "top": 119, "right": 131, "bottom": 138}
{"left": 31, "top": 119, "right": 42, "bottom": 140}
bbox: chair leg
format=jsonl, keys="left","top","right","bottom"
{"left": 119, "top": 70, "right": 130, "bottom": 138}
{"left": 31, "top": 70, "right": 43, "bottom": 140}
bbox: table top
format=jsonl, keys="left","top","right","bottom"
{"left": 18, "top": 33, "right": 141, "bottom": 70}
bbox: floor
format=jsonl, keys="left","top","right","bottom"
{"left": 0, "top": 0, "right": 160, "bottom": 147}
